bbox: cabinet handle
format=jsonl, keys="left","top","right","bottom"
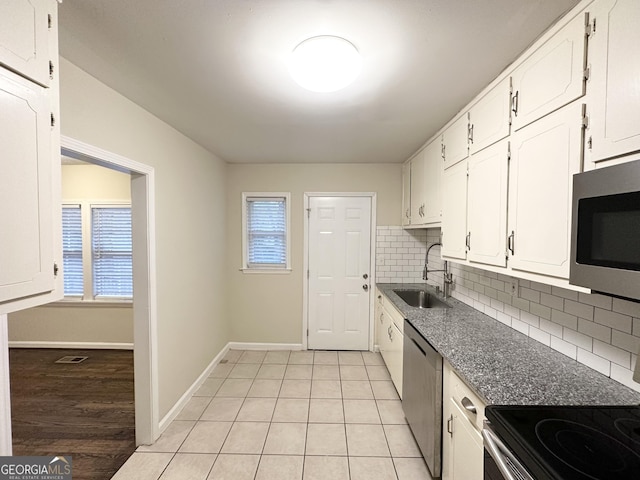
{"left": 388, "top": 325, "right": 392, "bottom": 340}
{"left": 447, "top": 414, "right": 453, "bottom": 436}
{"left": 468, "top": 123, "right": 474, "bottom": 144}
{"left": 507, "top": 231, "right": 515, "bottom": 255}
{"left": 461, "top": 396, "right": 477, "bottom": 415}
{"left": 511, "top": 91, "right": 519, "bottom": 117}
{"left": 466, "top": 232, "right": 471, "bottom": 250}
{"left": 380, "top": 312, "right": 384, "bottom": 324}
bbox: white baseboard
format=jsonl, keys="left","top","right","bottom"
{"left": 8, "top": 341, "right": 134, "bottom": 350}
{"left": 158, "top": 343, "right": 230, "bottom": 433}
{"left": 157, "top": 342, "right": 304, "bottom": 436}
{"left": 227, "top": 342, "right": 303, "bottom": 351}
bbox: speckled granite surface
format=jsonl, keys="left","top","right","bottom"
{"left": 378, "top": 283, "right": 640, "bottom": 406}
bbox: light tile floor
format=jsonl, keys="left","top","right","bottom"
{"left": 112, "top": 350, "right": 432, "bottom": 480}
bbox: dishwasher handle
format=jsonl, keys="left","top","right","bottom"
{"left": 482, "top": 426, "right": 534, "bottom": 480}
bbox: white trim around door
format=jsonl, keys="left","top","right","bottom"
{"left": 60, "top": 136, "right": 159, "bottom": 446}
{"left": 302, "top": 193, "right": 377, "bottom": 351}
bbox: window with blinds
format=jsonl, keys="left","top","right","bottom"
{"left": 62, "top": 205, "right": 83, "bottom": 296}
{"left": 243, "top": 194, "right": 290, "bottom": 270}
{"left": 92, "top": 206, "right": 133, "bottom": 297}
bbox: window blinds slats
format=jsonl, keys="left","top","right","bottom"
{"left": 92, "top": 207, "right": 133, "bottom": 297}
{"left": 62, "top": 206, "right": 83, "bottom": 295}
{"left": 246, "top": 197, "right": 287, "bottom": 267}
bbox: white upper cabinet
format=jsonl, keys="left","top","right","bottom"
{"left": 402, "top": 161, "right": 411, "bottom": 226}
{"left": 422, "top": 139, "right": 442, "bottom": 225}
{"left": 511, "top": 12, "right": 587, "bottom": 132}
{"left": 586, "top": 0, "right": 640, "bottom": 163}
{"left": 441, "top": 160, "right": 468, "bottom": 261}
{"left": 410, "top": 149, "right": 426, "bottom": 223}
{"left": 405, "top": 139, "right": 442, "bottom": 228}
{"left": 442, "top": 115, "right": 469, "bottom": 169}
{"left": 469, "top": 77, "right": 512, "bottom": 155}
{"left": 0, "top": 0, "right": 52, "bottom": 87}
{"left": 0, "top": 0, "right": 60, "bottom": 313}
{"left": 0, "top": 59, "right": 54, "bottom": 304}
{"left": 467, "top": 140, "right": 509, "bottom": 267}
{"left": 507, "top": 102, "right": 583, "bottom": 279}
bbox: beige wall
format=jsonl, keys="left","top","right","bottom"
{"left": 8, "top": 164, "right": 134, "bottom": 344}
{"left": 55, "top": 57, "right": 230, "bottom": 418}
{"left": 226, "top": 163, "right": 402, "bottom": 344}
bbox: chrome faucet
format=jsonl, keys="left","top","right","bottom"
{"left": 423, "top": 242, "right": 453, "bottom": 298}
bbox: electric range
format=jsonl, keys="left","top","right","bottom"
{"left": 484, "top": 404, "right": 640, "bottom": 480}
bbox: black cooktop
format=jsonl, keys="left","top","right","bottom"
{"left": 485, "top": 405, "right": 640, "bottom": 480}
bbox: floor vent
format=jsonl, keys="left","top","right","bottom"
{"left": 55, "top": 356, "right": 88, "bottom": 364}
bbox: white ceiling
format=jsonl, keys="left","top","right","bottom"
{"left": 58, "top": 0, "right": 580, "bottom": 164}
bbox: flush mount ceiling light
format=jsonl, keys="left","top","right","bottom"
{"left": 289, "top": 35, "right": 362, "bottom": 93}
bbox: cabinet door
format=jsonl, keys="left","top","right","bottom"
{"left": 0, "top": 0, "right": 51, "bottom": 87}
{"left": 410, "top": 150, "right": 426, "bottom": 224}
{"left": 443, "top": 399, "right": 484, "bottom": 480}
{"left": 467, "top": 140, "right": 509, "bottom": 267}
{"left": 387, "top": 319, "right": 403, "bottom": 398}
{"left": 402, "top": 161, "right": 411, "bottom": 226}
{"left": 508, "top": 102, "right": 583, "bottom": 279}
{"left": 422, "top": 139, "right": 442, "bottom": 225}
{"left": 0, "top": 67, "right": 54, "bottom": 305}
{"left": 443, "top": 115, "right": 469, "bottom": 169}
{"left": 469, "top": 77, "right": 512, "bottom": 155}
{"left": 586, "top": 0, "right": 640, "bottom": 163}
{"left": 511, "top": 13, "right": 587, "bottom": 131}
{"left": 441, "top": 160, "right": 468, "bottom": 261}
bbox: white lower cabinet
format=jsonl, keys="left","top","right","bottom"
{"left": 375, "top": 289, "right": 403, "bottom": 398}
{"left": 442, "top": 362, "right": 486, "bottom": 480}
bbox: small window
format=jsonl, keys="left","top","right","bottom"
{"left": 242, "top": 193, "right": 291, "bottom": 271}
{"left": 62, "top": 205, "right": 84, "bottom": 296}
{"left": 92, "top": 206, "right": 133, "bottom": 297}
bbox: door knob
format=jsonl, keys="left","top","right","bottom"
{"left": 363, "top": 273, "right": 368, "bottom": 279}
{"left": 363, "top": 284, "right": 369, "bottom": 291}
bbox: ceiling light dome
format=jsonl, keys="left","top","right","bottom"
{"left": 289, "top": 35, "right": 362, "bottom": 93}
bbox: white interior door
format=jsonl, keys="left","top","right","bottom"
{"left": 308, "top": 196, "right": 372, "bottom": 351}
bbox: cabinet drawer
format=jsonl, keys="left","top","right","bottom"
{"left": 447, "top": 364, "right": 486, "bottom": 432}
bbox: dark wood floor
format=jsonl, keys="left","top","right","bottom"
{"left": 9, "top": 349, "right": 136, "bottom": 480}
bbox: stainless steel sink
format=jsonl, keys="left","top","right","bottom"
{"left": 393, "top": 289, "right": 451, "bottom": 309}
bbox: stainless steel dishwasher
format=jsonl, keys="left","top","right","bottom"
{"left": 402, "top": 319, "right": 443, "bottom": 478}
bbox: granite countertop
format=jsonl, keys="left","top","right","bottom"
{"left": 377, "top": 283, "right": 640, "bottom": 406}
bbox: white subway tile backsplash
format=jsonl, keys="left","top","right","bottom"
{"left": 564, "top": 300, "right": 595, "bottom": 322}
{"left": 577, "top": 349, "right": 610, "bottom": 376}
{"left": 550, "top": 337, "right": 577, "bottom": 360}
{"left": 376, "top": 226, "right": 640, "bottom": 393}
{"left": 594, "top": 308, "right": 633, "bottom": 334}
{"left": 593, "top": 340, "right": 631, "bottom": 369}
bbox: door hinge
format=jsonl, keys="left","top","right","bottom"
{"left": 53, "top": 262, "right": 59, "bottom": 277}
{"left": 507, "top": 142, "right": 511, "bottom": 162}
{"left": 307, "top": 328, "right": 309, "bottom": 337}
{"left": 48, "top": 14, "right": 52, "bottom": 29}
{"left": 587, "top": 135, "right": 593, "bottom": 150}
{"left": 50, "top": 113, "right": 56, "bottom": 127}
{"left": 49, "top": 60, "right": 54, "bottom": 79}
{"left": 585, "top": 13, "right": 596, "bottom": 37}
{"left": 584, "top": 66, "right": 591, "bottom": 81}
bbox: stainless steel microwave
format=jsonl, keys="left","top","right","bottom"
{"left": 570, "top": 159, "right": 640, "bottom": 301}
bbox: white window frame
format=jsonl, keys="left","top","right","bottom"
{"left": 241, "top": 192, "right": 291, "bottom": 273}
{"left": 60, "top": 200, "right": 133, "bottom": 303}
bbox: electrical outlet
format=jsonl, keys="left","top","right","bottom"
{"left": 508, "top": 278, "right": 519, "bottom": 297}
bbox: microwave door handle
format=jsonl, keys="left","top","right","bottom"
{"left": 482, "top": 428, "right": 535, "bottom": 480}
